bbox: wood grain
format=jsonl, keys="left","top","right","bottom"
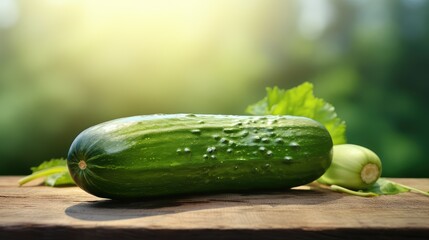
{"left": 1, "top": 176, "right": 428, "bottom": 239}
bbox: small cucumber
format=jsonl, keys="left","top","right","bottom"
{"left": 67, "top": 114, "right": 333, "bottom": 200}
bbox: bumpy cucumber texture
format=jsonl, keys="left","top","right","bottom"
{"left": 67, "top": 114, "right": 333, "bottom": 200}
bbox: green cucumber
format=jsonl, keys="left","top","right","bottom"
{"left": 67, "top": 114, "right": 333, "bottom": 200}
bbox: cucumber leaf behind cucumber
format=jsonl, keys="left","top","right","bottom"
{"left": 246, "top": 82, "right": 347, "bottom": 145}
{"left": 18, "top": 158, "right": 75, "bottom": 187}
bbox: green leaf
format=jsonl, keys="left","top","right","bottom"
{"left": 30, "top": 158, "right": 67, "bottom": 172}
{"left": 368, "top": 178, "right": 409, "bottom": 195}
{"left": 377, "top": 179, "right": 429, "bottom": 196}
{"left": 325, "top": 178, "right": 429, "bottom": 197}
{"left": 18, "top": 158, "right": 75, "bottom": 187}
{"left": 246, "top": 82, "right": 347, "bottom": 145}
{"left": 45, "top": 171, "right": 75, "bottom": 187}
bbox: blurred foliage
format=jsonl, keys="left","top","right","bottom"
{"left": 0, "top": 0, "right": 428, "bottom": 177}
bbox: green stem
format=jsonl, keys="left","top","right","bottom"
{"left": 394, "top": 182, "right": 429, "bottom": 197}
{"left": 18, "top": 166, "right": 68, "bottom": 186}
{"left": 330, "top": 185, "right": 378, "bottom": 197}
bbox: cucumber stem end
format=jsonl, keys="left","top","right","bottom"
{"left": 361, "top": 163, "right": 380, "bottom": 185}
{"left": 78, "top": 160, "right": 87, "bottom": 170}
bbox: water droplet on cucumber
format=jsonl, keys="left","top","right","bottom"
{"left": 234, "top": 122, "right": 243, "bottom": 126}
{"left": 267, "top": 127, "right": 274, "bottom": 132}
{"left": 190, "top": 129, "right": 201, "bottom": 135}
{"left": 240, "top": 130, "right": 249, "bottom": 137}
{"left": 252, "top": 136, "right": 261, "bottom": 142}
{"left": 289, "top": 141, "right": 300, "bottom": 149}
{"left": 207, "top": 147, "right": 216, "bottom": 153}
{"left": 223, "top": 128, "right": 239, "bottom": 133}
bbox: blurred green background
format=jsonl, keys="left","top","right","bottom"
{"left": 1, "top": 0, "right": 428, "bottom": 177}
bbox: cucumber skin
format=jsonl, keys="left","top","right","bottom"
{"left": 67, "top": 114, "right": 333, "bottom": 200}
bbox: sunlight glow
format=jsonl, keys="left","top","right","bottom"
{"left": 297, "top": 0, "right": 334, "bottom": 40}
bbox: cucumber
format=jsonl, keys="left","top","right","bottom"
{"left": 67, "top": 114, "right": 333, "bottom": 200}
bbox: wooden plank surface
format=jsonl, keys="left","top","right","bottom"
{"left": 1, "top": 176, "right": 428, "bottom": 239}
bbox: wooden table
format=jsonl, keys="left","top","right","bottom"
{"left": 0, "top": 176, "right": 428, "bottom": 239}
